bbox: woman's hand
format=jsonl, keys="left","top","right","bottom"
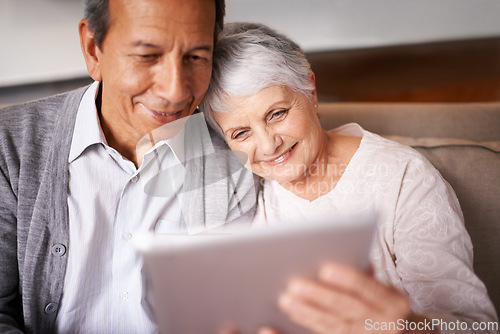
{"left": 277, "top": 262, "right": 414, "bottom": 334}
{"left": 222, "top": 262, "right": 437, "bottom": 334}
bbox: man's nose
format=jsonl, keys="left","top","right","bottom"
{"left": 153, "top": 58, "right": 190, "bottom": 104}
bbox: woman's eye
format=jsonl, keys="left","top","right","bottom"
{"left": 233, "top": 130, "right": 248, "bottom": 140}
{"left": 270, "top": 109, "right": 288, "bottom": 120}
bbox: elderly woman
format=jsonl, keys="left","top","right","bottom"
{"left": 200, "top": 22, "right": 497, "bottom": 334}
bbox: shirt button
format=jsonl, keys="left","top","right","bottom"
{"left": 120, "top": 291, "right": 129, "bottom": 300}
{"left": 51, "top": 244, "right": 66, "bottom": 257}
{"left": 131, "top": 174, "right": 140, "bottom": 183}
{"left": 44, "top": 302, "right": 58, "bottom": 314}
{"left": 122, "top": 232, "right": 132, "bottom": 241}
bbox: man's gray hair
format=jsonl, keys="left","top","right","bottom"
{"left": 200, "top": 22, "right": 314, "bottom": 134}
{"left": 84, "top": 0, "right": 109, "bottom": 49}
{"left": 84, "top": 0, "right": 225, "bottom": 49}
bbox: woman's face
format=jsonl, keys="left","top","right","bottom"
{"left": 213, "top": 85, "right": 325, "bottom": 184}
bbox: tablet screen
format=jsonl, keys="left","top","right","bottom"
{"left": 136, "top": 213, "right": 376, "bottom": 334}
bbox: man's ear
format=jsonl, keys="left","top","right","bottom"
{"left": 308, "top": 70, "right": 319, "bottom": 108}
{"left": 79, "top": 18, "right": 102, "bottom": 81}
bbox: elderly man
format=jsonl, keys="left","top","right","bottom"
{"left": 0, "top": 0, "right": 257, "bottom": 332}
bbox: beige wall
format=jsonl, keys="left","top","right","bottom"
{"left": 1, "top": 0, "right": 500, "bottom": 89}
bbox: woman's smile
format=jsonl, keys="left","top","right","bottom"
{"left": 261, "top": 143, "right": 297, "bottom": 166}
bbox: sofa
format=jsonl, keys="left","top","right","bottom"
{"left": 317, "top": 101, "right": 500, "bottom": 315}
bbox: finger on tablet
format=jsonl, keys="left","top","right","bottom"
{"left": 278, "top": 293, "right": 342, "bottom": 334}
{"left": 318, "top": 262, "right": 394, "bottom": 304}
{"left": 317, "top": 263, "right": 411, "bottom": 320}
{"left": 283, "top": 277, "right": 374, "bottom": 320}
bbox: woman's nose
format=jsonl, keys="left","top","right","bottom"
{"left": 258, "top": 130, "right": 283, "bottom": 156}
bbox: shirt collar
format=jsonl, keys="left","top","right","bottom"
{"left": 166, "top": 125, "right": 185, "bottom": 164}
{"left": 69, "top": 81, "right": 104, "bottom": 163}
{"left": 141, "top": 120, "right": 186, "bottom": 166}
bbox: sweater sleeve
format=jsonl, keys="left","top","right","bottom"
{"left": 0, "top": 135, "right": 25, "bottom": 333}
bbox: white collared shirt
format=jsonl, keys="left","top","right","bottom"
{"left": 56, "top": 81, "right": 187, "bottom": 333}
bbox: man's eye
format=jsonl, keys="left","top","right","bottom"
{"left": 135, "top": 54, "right": 160, "bottom": 61}
{"left": 187, "top": 54, "right": 209, "bottom": 63}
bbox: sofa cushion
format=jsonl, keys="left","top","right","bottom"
{"left": 318, "top": 102, "right": 500, "bottom": 142}
{"left": 385, "top": 135, "right": 500, "bottom": 313}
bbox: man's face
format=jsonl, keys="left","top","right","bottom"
{"left": 94, "top": 0, "right": 215, "bottom": 144}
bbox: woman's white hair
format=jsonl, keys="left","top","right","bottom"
{"left": 200, "top": 22, "right": 314, "bottom": 135}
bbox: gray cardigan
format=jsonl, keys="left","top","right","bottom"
{"left": 0, "top": 86, "right": 257, "bottom": 333}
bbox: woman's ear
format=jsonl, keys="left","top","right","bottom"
{"left": 308, "top": 70, "right": 319, "bottom": 109}
{"left": 79, "top": 18, "right": 102, "bottom": 81}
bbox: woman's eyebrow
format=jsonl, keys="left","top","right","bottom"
{"left": 266, "top": 99, "right": 291, "bottom": 112}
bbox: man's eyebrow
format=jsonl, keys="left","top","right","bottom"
{"left": 189, "top": 44, "right": 213, "bottom": 52}
{"left": 130, "top": 41, "right": 213, "bottom": 52}
{"left": 131, "top": 41, "right": 162, "bottom": 49}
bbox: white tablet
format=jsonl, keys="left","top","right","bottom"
{"left": 135, "top": 213, "right": 376, "bottom": 334}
